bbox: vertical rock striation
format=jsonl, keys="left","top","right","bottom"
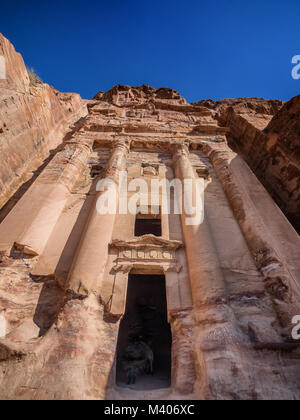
{"left": 202, "top": 96, "right": 300, "bottom": 233}
{"left": 0, "top": 36, "right": 299, "bottom": 401}
{"left": 0, "top": 33, "right": 87, "bottom": 211}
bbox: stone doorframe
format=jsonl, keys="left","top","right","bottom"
{"left": 103, "top": 234, "right": 197, "bottom": 396}
{"left": 103, "top": 234, "right": 184, "bottom": 320}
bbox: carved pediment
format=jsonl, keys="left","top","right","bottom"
{"left": 110, "top": 235, "right": 183, "bottom": 272}
{"left": 110, "top": 234, "right": 183, "bottom": 251}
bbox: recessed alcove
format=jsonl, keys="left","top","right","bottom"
{"left": 90, "top": 164, "right": 103, "bottom": 178}
{"left": 134, "top": 210, "right": 162, "bottom": 237}
{"left": 116, "top": 273, "right": 172, "bottom": 390}
{"left": 134, "top": 217, "right": 162, "bottom": 237}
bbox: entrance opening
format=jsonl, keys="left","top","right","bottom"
{"left": 134, "top": 212, "right": 162, "bottom": 237}
{"left": 116, "top": 274, "right": 172, "bottom": 390}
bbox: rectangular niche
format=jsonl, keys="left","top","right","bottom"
{"left": 134, "top": 206, "right": 162, "bottom": 237}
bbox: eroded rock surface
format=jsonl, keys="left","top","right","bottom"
{"left": 0, "top": 37, "right": 299, "bottom": 401}
{"left": 206, "top": 96, "right": 300, "bottom": 233}
{"left": 0, "top": 34, "right": 87, "bottom": 211}
{"left": 193, "top": 97, "right": 283, "bottom": 129}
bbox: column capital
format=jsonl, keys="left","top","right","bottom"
{"left": 170, "top": 141, "right": 190, "bottom": 158}
{"left": 66, "top": 138, "right": 94, "bottom": 152}
{"left": 163, "top": 264, "right": 183, "bottom": 274}
{"left": 104, "top": 138, "right": 130, "bottom": 182}
{"left": 112, "top": 138, "right": 131, "bottom": 153}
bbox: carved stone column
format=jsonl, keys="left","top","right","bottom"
{"left": 164, "top": 266, "right": 183, "bottom": 317}
{"left": 201, "top": 143, "right": 300, "bottom": 326}
{"left": 169, "top": 310, "right": 196, "bottom": 395}
{"left": 106, "top": 264, "right": 132, "bottom": 319}
{"left": 0, "top": 139, "right": 93, "bottom": 256}
{"left": 171, "top": 142, "right": 226, "bottom": 312}
{"left": 172, "top": 142, "right": 255, "bottom": 399}
{"left": 67, "top": 139, "right": 130, "bottom": 297}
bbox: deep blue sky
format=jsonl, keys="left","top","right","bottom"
{"left": 1, "top": 0, "right": 299, "bottom": 102}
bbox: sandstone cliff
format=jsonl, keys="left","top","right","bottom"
{"left": 0, "top": 33, "right": 87, "bottom": 211}
{"left": 263, "top": 96, "right": 300, "bottom": 232}
{"left": 193, "top": 97, "right": 283, "bottom": 130}
{"left": 0, "top": 37, "right": 299, "bottom": 402}
{"left": 198, "top": 96, "right": 300, "bottom": 233}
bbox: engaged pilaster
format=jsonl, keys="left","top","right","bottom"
{"left": 171, "top": 142, "right": 226, "bottom": 311}
{"left": 66, "top": 139, "right": 130, "bottom": 298}
{"left": 172, "top": 142, "right": 255, "bottom": 399}
{"left": 0, "top": 140, "right": 93, "bottom": 256}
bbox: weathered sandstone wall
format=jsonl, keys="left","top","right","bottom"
{"left": 0, "top": 33, "right": 87, "bottom": 210}
{"left": 193, "top": 97, "right": 283, "bottom": 130}
{"left": 199, "top": 96, "right": 300, "bottom": 233}
{"left": 0, "top": 36, "right": 299, "bottom": 401}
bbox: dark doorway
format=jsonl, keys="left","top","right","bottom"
{"left": 134, "top": 210, "right": 162, "bottom": 237}
{"left": 134, "top": 218, "right": 162, "bottom": 237}
{"left": 116, "top": 274, "right": 172, "bottom": 390}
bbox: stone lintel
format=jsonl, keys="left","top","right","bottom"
{"left": 110, "top": 234, "right": 183, "bottom": 251}
{"left": 92, "top": 136, "right": 226, "bottom": 152}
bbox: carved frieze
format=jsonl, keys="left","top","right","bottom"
{"left": 110, "top": 234, "right": 183, "bottom": 273}
{"left": 116, "top": 247, "right": 176, "bottom": 262}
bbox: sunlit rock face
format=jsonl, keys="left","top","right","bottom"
{"left": 0, "top": 34, "right": 87, "bottom": 212}
{"left": 209, "top": 95, "right": 300, "bottom": 234}
{"left": 0, "top": 34, "right": 299, "bottom": 401}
